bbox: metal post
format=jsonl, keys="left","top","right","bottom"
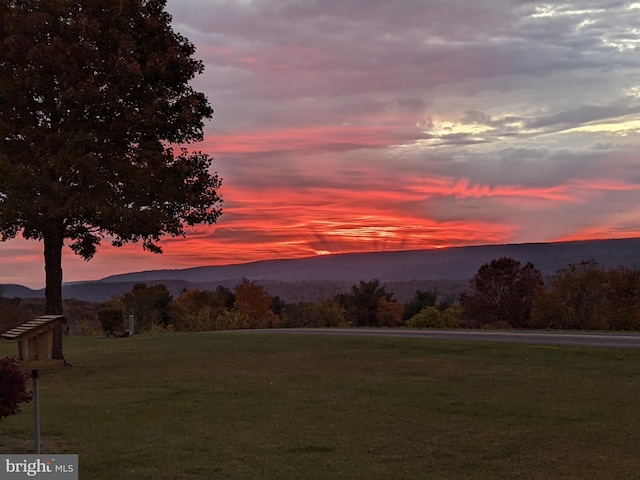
{"left": 128, "top": 314, "right": 134, "bottom": 336}
{"left": 32, "top": 370, "right": 40, "bottom": 454}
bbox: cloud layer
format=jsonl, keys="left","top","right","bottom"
{"left": 1, "top": 0, "right": 640, "bottom": 287}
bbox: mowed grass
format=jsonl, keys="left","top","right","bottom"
{"left": 2, "top": 332, "right": 640, "bottom": 480}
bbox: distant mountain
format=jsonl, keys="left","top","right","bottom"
{"left": 4, "top": 237, "right": 640, "bottom": 303}
{"left": 100, "top": 237, "right": 640, "bottom": 283}
{"left": 0, "top": 284, "right": 41, "bottom": 299}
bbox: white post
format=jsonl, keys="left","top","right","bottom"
{"left": 129, "top": 314, "right": 134, "bottom": 336}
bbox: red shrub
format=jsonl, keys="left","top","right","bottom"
{"left": 0, "top": 357, "right": 32, "bottom": 421}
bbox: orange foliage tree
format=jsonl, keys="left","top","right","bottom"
{"left": 233, "top": 279, "right": 281, "bottom": 329}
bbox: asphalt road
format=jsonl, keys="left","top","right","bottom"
{"left": 233, "top": 328, "right": 640, "bottom": 349}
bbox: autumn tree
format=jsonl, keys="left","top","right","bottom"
{"left": 376, "top": 297, "right": 404, "bottom": 327}
{"left": 282, "top": 298, "right": 348, "bottom": 328}
{"left": 314, "top": 298, "right": 348, "bottom": 327}
{"left": 232, "top": 279, "right": 280, "bottom": 329}
{"left": 530, "top": 262, "right": 640, "bottom": 330}
{"left": 604, "top": 267, "right": 640, "bottom": 330}
{"left": 168, "top": 288, "right": 233, "bottom": 331}
{"left": 0, "top": 1, "right": 222, "bottom": 358}
{"left": 461, "top": 257, "right": 543, "bottom": 328}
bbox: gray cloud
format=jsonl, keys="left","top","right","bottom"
{"left": 527, "top": 101, "right": 640, "bottom": 129}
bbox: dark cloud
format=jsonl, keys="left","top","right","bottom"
{"left": 527, "top": 101, "right": 640, "bottom": 129}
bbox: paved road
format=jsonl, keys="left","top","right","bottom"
{"left": 233, "top": 328, "right": 640, "bottom": 349}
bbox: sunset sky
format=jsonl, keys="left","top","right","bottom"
{"left": 2, "top": 0, "right": 640, "bottom": 288}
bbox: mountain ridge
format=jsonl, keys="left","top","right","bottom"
{"left": 99, "top": 237, "right": 640, "bottom": 283}
{"left": 3, "top": 237, "right": 640, "bottom": 303}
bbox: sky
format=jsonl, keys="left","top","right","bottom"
{"left": 2, "top": 0, "right": 640, "bottom": 288}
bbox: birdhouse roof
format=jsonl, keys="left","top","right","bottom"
{"left": 0, "top": 315, "right": 65, "bottom": 341}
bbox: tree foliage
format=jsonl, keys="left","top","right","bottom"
{"left": 406, "top": 306, "right": 462, "bottom": 329}
{"left": 168, "top": 288, "right": 233, "bottom": 331}
{"left": 0, "top": 357, "right": 32, "bottom": 422}
{"left": 604, "top": 267, "right": 640, "bottom": 330}
{"left": 531, "top": 261, "right": 640, "bottom": 330}
{"left": 461, "top": 257, "right": 543, "bottom": 328}
{"left": 98, "top": 305, "right": 126, "bottom": 336}
{"left": 123, "top": 283, "right": 172, "bottom": 330}
{"left": 282, "top": 299, "right": 348, "bottom": 328}
{"left": 233, "top": 279, "right": 280, "bottom": 329}
{"left": 403, "top": 288, "right": 451, "bottom": 320}
{"left": 376, "top": 297, "right": 404, "bottom": 327}
{"left": 0, "top": 0, "right": 222, "bottom": 342}
{"left": 338, "top": 279, "right": 394, "bottom": 327}
{"left": 0, "top": 297, "right": 29, "bottom": 332}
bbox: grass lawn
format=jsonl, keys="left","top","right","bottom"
{"left": 1, "top": 331, "right": 640, "bottom": 479}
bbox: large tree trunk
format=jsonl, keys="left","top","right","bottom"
{"left": 43, "top": 223, "right": 66, "bottom": 363}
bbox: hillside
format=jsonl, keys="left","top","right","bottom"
{"left": 99, "top": 237, "right": 640, "bottom": 284}
{"left": 3, "top": 237, "right": 640, "bottom": 303}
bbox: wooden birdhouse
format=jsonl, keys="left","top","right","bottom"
{"left": 1, "top": 315, "right": 65, "bottom": 369}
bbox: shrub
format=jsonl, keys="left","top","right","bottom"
{"left": 406, "top": 306, "right": 461, "bottom": 329}
{"left": 406, "top": 307, "right": 440, "bottom": 328}
{"left": 439, "top": 306, "right": 463, "bottom": 328}
{"left": 403, "top": 289, "right": 439, "bottom": 320}
{"left": 98, "top": 306, "right": 126, "bottom": 336}
{"left": 168, "top": 289, "right": 231, "bottom": 332}
{"left": 0, "top": 357, "right": 32, "bottom": 422}
{"left": 314, "top": 298, "right": 349, "bottom": 327}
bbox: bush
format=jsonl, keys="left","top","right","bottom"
{"left": 439, "top": 306, "right": 463, "bottom": 328}
{"left": 406, "top": 306, "right": 461, "bottom": 329}
{"left": 0, "top": 357, "right": 32, "bottom": 422}
{"left": 98, "top": 306, "right": 126, "bottom": 336}
{"left": 314, "top": 298, "right": 349, "bottom": 327}
{"left": 168, "top": 289, "right": 231, "bottom": 332}
{"left": 403, "top": 289, "right": 439, "bottom": 320}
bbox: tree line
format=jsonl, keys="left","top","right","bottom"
{"left": 93, "top": 257, "right": 640, "bottom": 334}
